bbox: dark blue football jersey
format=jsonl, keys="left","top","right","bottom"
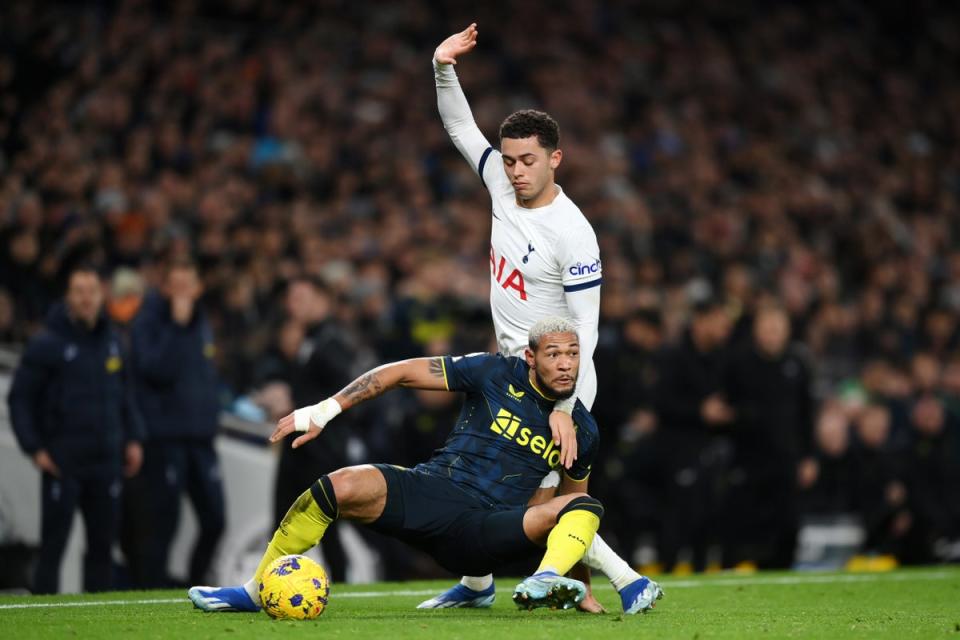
{"left": 415, "top": 353, "right": 600, "bottom": 508}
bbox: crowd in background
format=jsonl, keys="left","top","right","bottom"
{"left": 2, "top": 0, "right": 960, "bottom": 587}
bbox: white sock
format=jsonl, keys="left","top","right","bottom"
{"left": 581, "top": 534, "right": 640, "bottom": 592}
{"left": 243, "top": 578, "right": 261, "bottom": 605}
{"left": 460, "top": 574, "right": 494, "bottom": 591}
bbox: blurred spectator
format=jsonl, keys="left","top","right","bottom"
{"left": 593, "top": 309, "right": 664, "bottom": 558}
{"left": 265, "top": 275, "right": 374, "bottom": 584}
{"left": 851, "top": 405, "right": 915, "bottom": 562}
{"left": 106, "top": 268, "right": 146, "bottom": 330}
{"left": 906, "top": 395, "right": 960, "bottom": 561}
{"left": 800, "top": 404, "right": 856, "bottom": 516}
{"left": 216, "top": 273, "right": 270, "bottom": 394}
{"left": 721, "top": 262, "right": 758, "bottom": 349}
{"left": 652, "top": 297, "right": 732, "bottom": 571}
{"left": 721, "top": 305, "right": 815, "bottom": 568}
{"left": 6, "top": 265, "right": 144, "bottom": 593}
{"left": 0, "top": 222, "right": 49, "bottom": 331}
{"left": 249, "top": 319, "right": 304, "bottom": 422}
{"left": 105, "top": 267, "right": 153, "bottom": 586}
{"left": 594, "top": 309, "right": 663, "bottom": 440}
{"left": 130, "top": 260, "right": 224, "bottom": 587}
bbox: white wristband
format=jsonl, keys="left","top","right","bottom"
{"left": 293, "top": 398, "right": 342, "bottom": 433}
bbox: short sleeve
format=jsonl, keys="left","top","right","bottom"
{"left": 559, "top": 225, "right": 603, "bottom": 293}
{"left": 441, "top": 353, "right": 501, "bottom": 393}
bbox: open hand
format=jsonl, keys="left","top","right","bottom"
{"left": 434, "top": 23, "right": 478, "bottom": 65}
{"left": 271, "top": 412, "right": 322, "bottom": 449}
{"left": 271, "top": 399, "right": 342, "bottom": 449}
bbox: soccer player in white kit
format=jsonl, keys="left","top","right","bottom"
{"left": 418, "top": 23, "right": 662, "bottom": 615}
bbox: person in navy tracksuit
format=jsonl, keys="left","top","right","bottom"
{"left": 130, "top": 259, "right": 224, "bottom": 587}
{"left": 7, "top": 265, "right": 145, "bottom": 594}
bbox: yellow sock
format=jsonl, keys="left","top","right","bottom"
{"left": 253, "top": 478, "right": 338, "bottom": 584}
{"left": 536, "top": 498, "right": 602, "bottom": 576}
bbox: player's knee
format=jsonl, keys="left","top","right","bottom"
{"left": 324, "top": 465, "right": 389, "bottom": 522}
{"left": 328, "top": 466, "right": 363, "bottom": 497}
{"left": 327, "top": 465, "right": 386, "bottom": 511}
{"left": 557, "top": 494, "right": 604, "bottom": 522}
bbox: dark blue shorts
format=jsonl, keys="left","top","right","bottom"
{"left": 367, "top": 464, "right": 541, "bottom": 576}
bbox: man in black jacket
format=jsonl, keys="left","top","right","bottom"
{"left": 131, "top": 260, "right": 224, "bottom": 586}
{"left": 653, "top": 298, "right": 733, "bottom": 571}
{"left": 721, "top": 305, "right": 816, "bottom": 568}
{"left": 593, "top": 309, "right": 663, "bottom": 561}
{"left": 7, "top": 265, "right": 145, "bottom": 593}
{"left": 266, "top": 275, "right": 374, "bottom": 584}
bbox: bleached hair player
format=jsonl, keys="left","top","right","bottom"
{"left": 420, "top": 23, "right": 662, "bottom": 614}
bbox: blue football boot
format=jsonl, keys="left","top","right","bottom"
{"left": 417, "top": 582, "right": 496, "bottom": 609}
{"left": 188, "top": 585, "right": 261, "bottom": 612}
{"left": 512, "top": 571, "right": 586, "bottom": 610}
{"left": 618, "top": 576, "right": 664, "bottom": 614}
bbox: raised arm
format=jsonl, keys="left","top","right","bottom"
{"left": 270, "top": 357, "right": 449, "bottom": 448}
{"left": 434, "top": 23, "right": 498, "bottom": 182}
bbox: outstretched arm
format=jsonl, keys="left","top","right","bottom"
{"left": 270, "top": 357, "right": 449, "bottom": 448}
{"left": 434, "top": 24, "right": 498, "bottom": 183}
{"left": 333, "top": 357, "right": 448, "bottom": 410}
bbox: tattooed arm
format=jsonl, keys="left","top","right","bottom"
{"left": 332, "top": 357, "right": 449, "bottom": 411}
{"left": 270, "top": 357, "right": 451, "bottom": 448}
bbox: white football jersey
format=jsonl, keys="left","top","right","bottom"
{"left": 478, "top": 148, "right": 603, "bottom": 357}
{"left": 434, "top": 60, "right": 601, "bottom": 410}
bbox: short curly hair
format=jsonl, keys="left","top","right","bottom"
{"left": 528, "top": 316, "right": 578, "bottom": 350}
{"left": 499, "top": 109, "right": 560, "bottom": 151}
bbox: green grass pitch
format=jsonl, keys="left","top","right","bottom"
{"left": 1, "top": 568, "right": 958, "bottom": 639}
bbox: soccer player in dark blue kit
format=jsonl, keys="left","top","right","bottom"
{"left": 190, "top": 317, "right": 607, "bottom": 612}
